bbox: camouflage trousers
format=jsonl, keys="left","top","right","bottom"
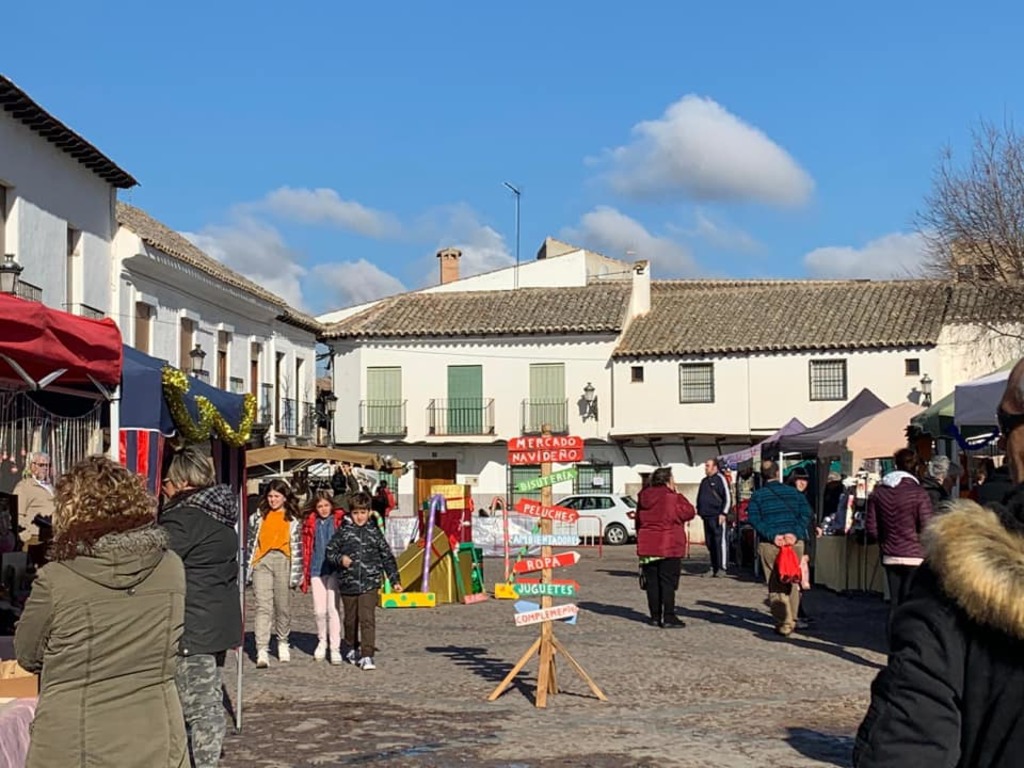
{"left": 175, "top": 652, "right": 227, "bottom": 768}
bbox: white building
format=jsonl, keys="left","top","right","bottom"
{"left": 114, "top": 204, "right": 322, "bottom": 446}
{"left": 320, "top": 242, "right": 1020, "bottom": 513}
{"left": 0, "top": 74, "right": 136, "bottom": 316}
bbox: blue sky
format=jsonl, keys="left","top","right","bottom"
{"left": 6, "top": 1, "right": 1024, "bottom": 313}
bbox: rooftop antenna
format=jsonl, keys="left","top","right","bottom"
{"left": 503, "top": 182, "right": 521, "bottom": 289}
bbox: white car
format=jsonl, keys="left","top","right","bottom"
{"left": 554, "top": 493, "right": 637, "bottom": 545}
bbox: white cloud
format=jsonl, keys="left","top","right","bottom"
{"left": 676, "top": 209, "right": 763, "bottom": 253}
{"left": 310, "top": 260, "right": 406, "bottom": 306}
{"left": 803, "top": 232, "right": 929, "bottom": 279}
{"left": 601, "top": 95, "right": 813, "bottom": 207}
{"left": 258, "top": 186, "right": 402, "bottom": 239}
{"left": 185, "top": 217, "right": 307, "bottom": 309}
{"left": 413, "top": 204, "right": 514, "bottom": 284}
{"left": 562, "top": 206, "right": 698, "bottom": 275}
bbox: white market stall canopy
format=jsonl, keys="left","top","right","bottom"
{"left": 954, "top": 360, "right": 1016, "bottom": 428}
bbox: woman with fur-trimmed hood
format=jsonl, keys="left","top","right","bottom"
{"left": 15, "top": 456, "right": 187, "bottom": 768}
{"left": 854, "top": 359, "right": 1024, "bottom": 767}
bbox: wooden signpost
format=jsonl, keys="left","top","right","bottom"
{"left": 489, "top": 427, "right": 606, "bottom": 708}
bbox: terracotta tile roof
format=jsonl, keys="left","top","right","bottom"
{"left": 0, "top": 75, "right": 137, "bottom": 189}
{"left": 116, "top": 203, "right": 322, "bottom": 334}
{"left": 322, "top": 283, "right": 631, "bottom": 339}
{"left": 614, "top": 280, "right": 954, "bottom": 357}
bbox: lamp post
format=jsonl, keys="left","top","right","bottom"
{"left": 0, "top": 254, "right": 23, "bottom": 295}
{"left": 583, "top": 382, "right": 598, "bottom": 421}
{"left": 323, "top": 392, "right": 338, "bottom": 447}
{"left": 503, "top": 182, "right": 521, "bottom": 290}
{"left": 189, "top": 344, "right": 207, "bottom": 378}
{"left": 920, "top": 373, "right": 933, "bottom": 408}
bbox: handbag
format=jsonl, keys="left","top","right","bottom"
{"left": 775, "top": 544, "right": 802, "bottom": 584}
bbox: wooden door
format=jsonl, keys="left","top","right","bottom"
{"left": 414, "top": 459, "right": 457, "bottom": 514}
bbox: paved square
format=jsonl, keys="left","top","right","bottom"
{"left": 221, "top": 546, "right": 886, "bottom": 767}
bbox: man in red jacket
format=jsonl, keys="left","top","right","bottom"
{"left": 636, "top": 467, "right": 696, "bottom": 628}
{"left": 865, "top": 448, "right": 933, "bottom": 624}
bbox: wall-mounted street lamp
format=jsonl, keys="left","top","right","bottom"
{"left": 920, "top": 373, "right": 933, "bottom": 408}
{"left": 323, "top": 391, "right": 338, "bottom": 446}
{"left": 189, "top": 344, "right": 207, "bottom": 377}
{"left": 0, "top": 254, "right": 23, "bottom": 295}
{"left": 583, "top": 382, "right": 598, "bottom": 421}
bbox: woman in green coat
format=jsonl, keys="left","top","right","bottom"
{"left": 15, "top": 455, "right": 187, "bottom": 768}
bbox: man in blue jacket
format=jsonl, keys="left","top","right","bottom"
{"left": 696, "top": 458, "right": 731, "bottom": 577}
{"left": 747, "top": 460, "right": 812, "bottom": 636}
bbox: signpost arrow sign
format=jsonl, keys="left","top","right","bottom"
{"left": 508, "top": 436, "right": 585, "bottom": 466}
{"left": 513, "top": 603, "right": 579, "bottom": 627}
{"left": 514, "top": 581, "right": 578, "bottom": 598}
{"left": 514, "top": 499, "right": 580, "bottom": 524}
{"left": 514, "top": 467, "right": 578, "bottom": 493}
{"left": 509, "top": 533, "right": 581, "bottom": 547}
{"left": 513, "top": 551, "right": 581, "bottom": 574}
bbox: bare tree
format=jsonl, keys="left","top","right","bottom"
{"left": 920, "top": 120, "right": 1024, "bottom": 286}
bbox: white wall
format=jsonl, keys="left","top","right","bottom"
{"left": 330, "top": 334, "right": 618, "bottom": 445}
{"left": 0, "top": 112, "right": 116, "bottom": 313}
{"left": 936, "top": 324, "right": 1024, "bottom": 394}
{"left": 114, "top": 228, "right": 318, "bottom": 442}
{"left": 612, "top": 347, "right": 939, "bottom": 438}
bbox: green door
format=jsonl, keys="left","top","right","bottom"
{"left": 366, "top": 367, "right": 402, "bottom": 434}
{"left": 447, "top": 365, "right": 483, "bottom": 435}
{"left": 528, "top": 363, "right": 566, "bottom": 432}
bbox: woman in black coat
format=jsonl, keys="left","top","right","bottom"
{"left": 160, "top": 447, "right": 242, "bottom": 768}
{"left": 855, "top": 363, "right": 1024, "bottom": 767}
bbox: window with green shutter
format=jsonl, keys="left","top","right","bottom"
{"left": 365, "top": 367, "right": 403, "bottom": 435}
{"left": 446, "top": 365, "right": 483, "bottom": 435}
{"left": 526, "top": 363, "right": 566, "bottom": 433}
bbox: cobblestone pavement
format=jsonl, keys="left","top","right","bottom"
{"left": 220, "top": 546, "right": 887, "bottom": 768}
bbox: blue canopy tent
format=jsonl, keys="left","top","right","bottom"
{"left": 119, "top": 346, "right": 253, "bottom": 491}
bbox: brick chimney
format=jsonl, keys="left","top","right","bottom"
{"left": 437, "top": 247, "right": 462, "bottom": 285}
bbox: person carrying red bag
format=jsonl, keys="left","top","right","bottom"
{"left": 746, "top": 460, "right": 812, "bottom": 637}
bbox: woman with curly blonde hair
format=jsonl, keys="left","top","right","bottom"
{"left": 245, "top": 478, "right": 302, "bottom": 668}
{"left": 15, "top": 455, "right": 187, "bottom": 768}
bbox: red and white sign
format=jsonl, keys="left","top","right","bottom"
{"left": 514, "top": 498, "right": 580, "bottom": 523}
{"left": 507, "top": 435, "right": 584, "bottom": 465}
{"left": 513, "top": 551, "right": 581, "bottom": 574}
{"left": 514, "top": 603, "right": 579, "bottom": 627}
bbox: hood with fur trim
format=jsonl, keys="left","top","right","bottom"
{"left": 63, "top": 524, "right": 171, "bottom": 591}
{"left": 924, "top": 499, "right": 1024, "bottom": 640}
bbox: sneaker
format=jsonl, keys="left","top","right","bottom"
{"left": 329, "top": 648, "right": 344, "bottom": 666}
{"left": 663, "top": 616, "right": 686, "bottom": 628}
{"left": 256, "top": 649, "right": 269, "bottom": 669}
{"left": 313, "top": 641, "right": 327, "bottom": 662}
{"left": 344, "top": 649, "right": 359, "bottom": 666}
{"left": 277, "top": 641, "right": 291, "bottom": 663}
{"left": 359, "top": 656, "right": 376, "bottom": 671}
{"left": 796, "top": 618, "right": 812, "bottom": 631}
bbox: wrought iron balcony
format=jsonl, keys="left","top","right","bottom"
{"left": 427, "top": 398, "right": 495, "bottom": 436}
{"left": 521, "top": 398, "right": 569, "bottom": 435}
{"left": 278, "top": 397, "right": 297, "bottom": 435}
{"left": 359, "top": 400, "right": 407, "bottom": 437}
{"left": 300, "top": 401, "right": 316, "bottom": 438}
{"left": 257, "top": 384, "right": 274, "bottom": 425}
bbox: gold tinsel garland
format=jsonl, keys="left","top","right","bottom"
{"left": 161, "top": 367, "right": 257, "bottom": 447}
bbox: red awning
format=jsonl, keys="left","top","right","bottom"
{"left": 0, "top": 293, "right": 123, "bottom": 388}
